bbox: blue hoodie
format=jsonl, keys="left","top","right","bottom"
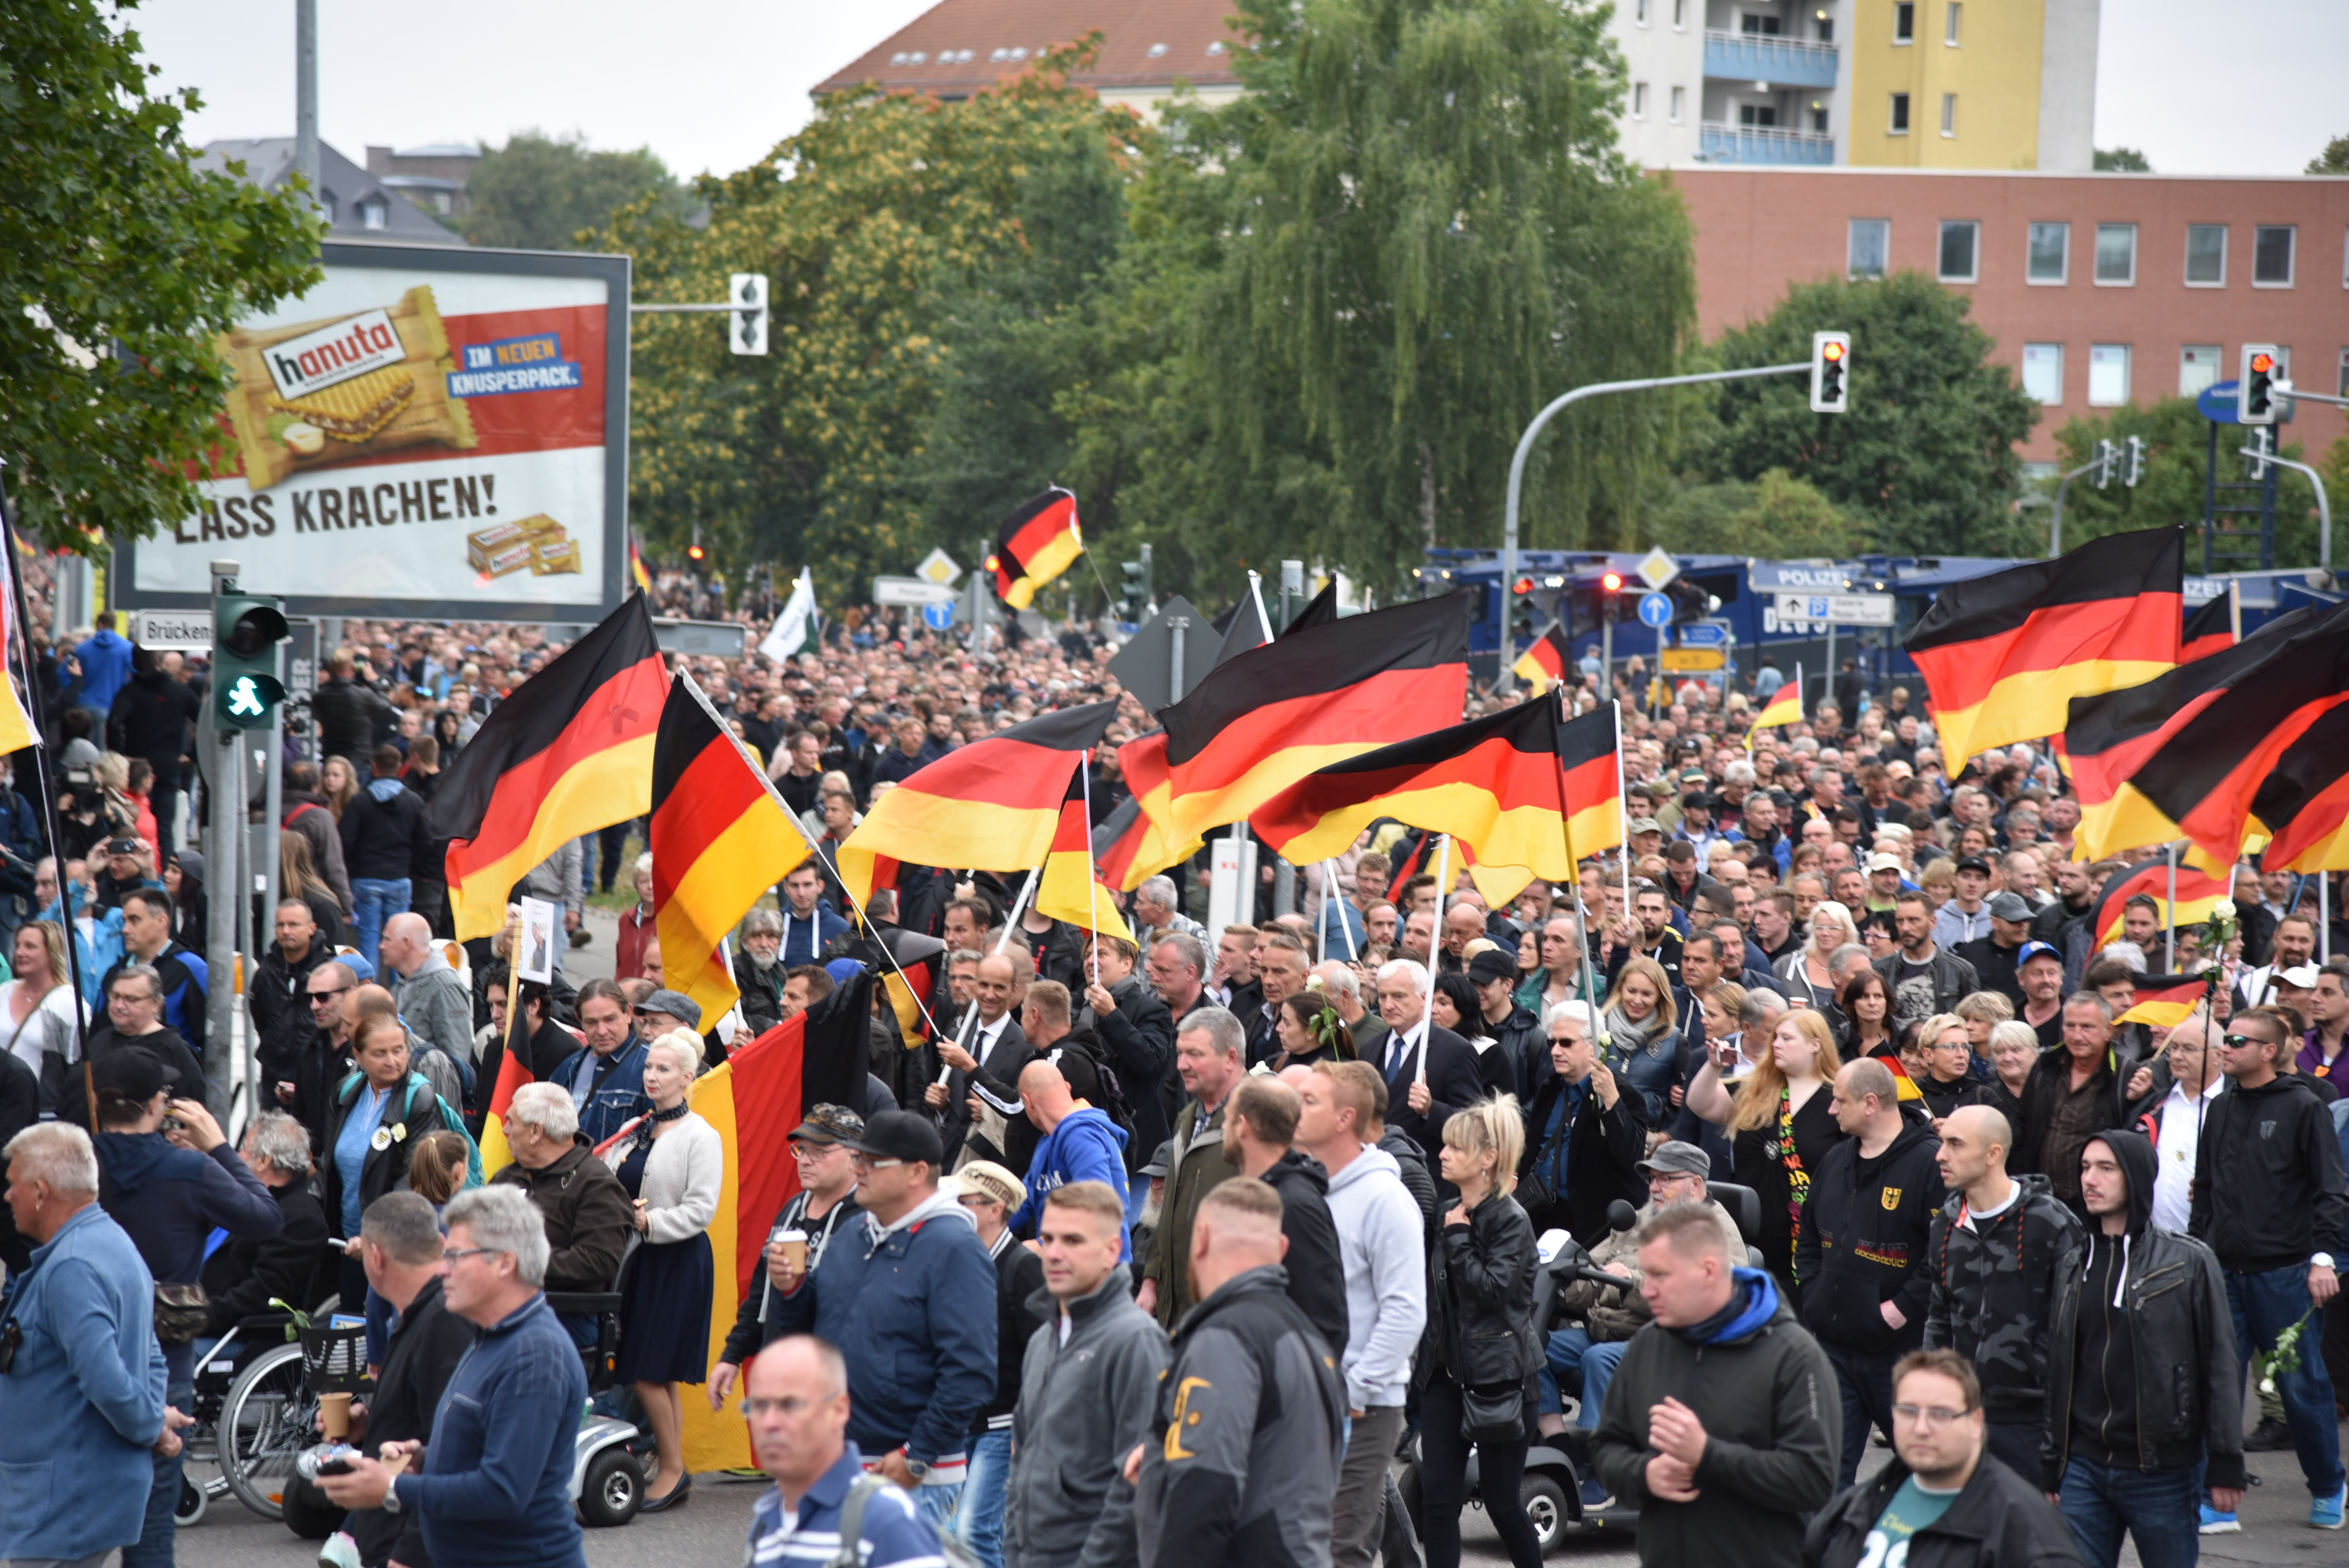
{"left": 1009, "top": 1105, "right": 1133, "bottom": 1261}
{"left": 1673, "top": 1265, "right": 1782, "bottom": 1346}
{"left": 74, "top": 628, "right": 134, "bottom": 712}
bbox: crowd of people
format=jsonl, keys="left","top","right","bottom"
{"left": 4, "top": 586, "right": 2349, "bottom": 1568}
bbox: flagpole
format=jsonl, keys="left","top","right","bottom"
{"left": 1420, "top": 834, "right": 1449, "bottom": 1086}
{"left": 1611, "top": 698, "right": 1633, "bottom": 934}
{"left": 1546, "top": 690, "right": 1608, "bottom": 1039}
{"left": 937, "top": 863, "right": 1043, "bottom": 1087}
{"left": 1248, "top": 570, "right": 1276, "bottom": 642}
{"left": 2164, "top": 841, "right": 2177, "bottom": 971}
{"left": 1327, "top": 859, "right": 1358, "bottom": 962}
{"left": 0, "top": 464, "right": 84, "bottom": 1056}
{"left": 1080, "top": 751, "right": 1100, "bottom": 989}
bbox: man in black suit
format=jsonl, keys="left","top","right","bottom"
{"left": 931, "top": 950, "right": 1035, "bottom": 1169}
{"left": 1367, "top": 957, "right": 1485, "bottom": 1155}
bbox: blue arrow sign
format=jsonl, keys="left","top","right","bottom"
{"left": 1678, "top": 622, "right": 1729, "bottom": 647}
{"left": 1637, "top": 592, "right": 1674, "bottom": 628}
{"left": 921, "top": 600, "right": 956, "bottom": 630}
{"left": 2196, "top": 380, "right": 2241, "bottom": 424}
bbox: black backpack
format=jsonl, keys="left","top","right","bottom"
{"left": 1055, "top": 1030, "right": 1140, "bottom": 1165}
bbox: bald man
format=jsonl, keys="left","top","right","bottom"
{"left": 382, "top": 911, "right": 474, "bottom": 1074}
{"left": 1011, "top": 1059, "right": 1134, "bottom": 1260}
{"left": 1924, "top": 1104, "right": 2085, "bottom": 1481}
{"left": 932, "top": 952, "right": 1034, "bottom": 1168}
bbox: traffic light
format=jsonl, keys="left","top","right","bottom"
{"left": 2124, "top": 435, "right": 2145, "bottom": 487}
{"left": 2239, "top": 344, "right": 2279, "bottom": 426}
{"left": 1600, "top": 570, "right": 1625, "bottom": 596}
{"left": 211, "top": 592, "right": 289, "bottom": 730}
{"left": 1119, "top": 545, "right": 1153, "bottom": 619}
{"left": 1809, "top": 331, "right": 1851, "bottom": 413}
{"left": 1509, "top": 577, "right": 1543, "bottom": 646}
{"left": 2093, "top": 438, "right": 2116, "bottom": 489}
{"left": 727, "top": 273, "right": 769, "bottom": 356}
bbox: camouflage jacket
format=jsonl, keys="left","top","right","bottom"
{"left": 1921, "top": 1173, "right": 2085, "bottom": 1421}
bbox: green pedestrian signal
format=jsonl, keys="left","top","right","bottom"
{"left": 212, "top": 593, "right": 291, "bottom": 730}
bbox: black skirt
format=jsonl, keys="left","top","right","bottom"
{"left": 615, "top": 1232, "right": 715, "bottom": 1385}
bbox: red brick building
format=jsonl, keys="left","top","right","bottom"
{"left": 1670, "top": 167, "right": 2349, "bottom": 464}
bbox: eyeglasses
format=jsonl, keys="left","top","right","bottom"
{"left": 441, "top": 1246, "right": 503, "bottom": 1265}
{"left": 309, "top": 988, "right": 351, "bottom": 1006}
{"left": 848, "top": 1153, "right": 902, "bottom": 1171}
{"left": 1891, "top": 1402, "right": 1975, "bottom": 1427}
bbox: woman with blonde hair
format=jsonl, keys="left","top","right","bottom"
{"left": 1597, "top": 954, "right": 1680, "bottom": 1123}
{"left": 280, "top": 832, "right": 344, "bottom": 940}
{"left": 1683, "top": 1008, "right": 1845, "bottom": 1295}
{"left": 600, "top": 1029, "right": 722, "bottom": 1511}
{"left": 1417, "top": 1095, "right": 1542, "bottom": 1568}
{"left": 1775, "top": 899, "right": 1862, "bottom": 1014}
{"left": 320, "top": 755, "right": 360, "bottom": 821}
{"left": 1, "top": 920, "right": 82, "bottom": 1112}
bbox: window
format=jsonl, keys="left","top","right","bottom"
{"left": 357, "top": 198, "right": 388, "bottom": 231}
{"left": 1670, "top": 86, "right": 1686, "bottom": 122}
{"left": 2021, "top": 344, "right": 2063, "bottom": 404}
{"left": 1818, "top": 18, "right": 1834, "bottom": 42}
{"left": 2337, "top": 347, "right": 2349, "bottom": 398}
{"left": 1741, "top": 14, "right": 1783, "bottom": 33}
{"left": 1894, "top": 2, "right": 1915, "bottom": 41}
{"left": 2094, "top": 224, "right": 2137, "bottom": 285}
{"left": 2027, "top": 222, "right": 2069, "bottom": 283}
{"left": 2088, "top": 345, "right": 2131, "bottom": 406}
{"left": 1740, "top": 104, "right": 1779, "bottom": 128}
{"left": 1889, "top": 93, "right": 1911, "bottom": 134}
{"left": 2179, "top": 345, "right": 2222, "bottom": 397}
{"left": 2184, "top": 225, "right": 2227, "bottom": 286}
{"left": 1848, "top": 219, "right": 1891, "bottom": 280}
{"left": 2253, "top": 225, "right": 2295, "bottom": 286}
{"left": 1940, "top": 93, "right": 1957, "bottom": 136}
{"left": 1635, "top": 0, "right": 1649, "bottom": 22}
{"left": 1945, "top": 2, "right": 1961, "bottom": 43}
{"left": 1937, "top": 220, "right": 1979, "bottom": 282}
{"left": 1633, "top": 82, "right": 1649, "bottom": 118}
{"left": 1673, "top": 0, "right": 1686, "bottom": 27}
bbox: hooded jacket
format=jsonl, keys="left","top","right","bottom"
{"left": 1322, "top": 1140, "right": 1426, "bottom": 1409}
{"left": 1804, "top": 1450, "right": 2085, "bottom": 1568}
{"left": 2045, "top": 1130, "right": 2244, "bottom": 1492}
{"left": 1256, "top": 1147, "right": 1350, "bottom": 1358}
{"left": 1007, "top": 1265, "right": 1168, "bottom": 1568}
{"left": 94, "top": 1130, "right": 282, "bottom": 1286}
{"left": 1081, "top": 972, "right": 1174, "bottom": 1165}
{"left": 1011, "top": 1105, "right": 1134, "bottom": 1260}
{"left": 2187, "top": 1071, "right": 2349, "bottom": 1274}
{"left": 1592, "top": 1270, "right": 1842, "bottom": 1568}
{"left": 341, "top": 773, "right": 424, "bottom": 881}
{"left": 1795, "top": 1119, "right": 1946, "bottom": 1356}
{"left": 1922, "top": 1173, "right": 2086, "bottom": 1423}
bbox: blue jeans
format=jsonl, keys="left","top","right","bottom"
{"left": 955, "top": 1428, "right": 1011, "bottom": 1568}
{"left": 1535, "top": 1328, "right": 1625, "bottom": 1430}
{"left": 350, "top": 877, "right": 411, "bottom": 971}
{"left": 2058, "top": 1454, "right": 2201, "bottom": 1568}
{"left": 915, "top": 1480, "right": 964, "bottom": 1538}
{"left": 2224, "top": 1263, "right": 2346, "bottom": 1497}
{"left": 124, "top": 1358, "right": 194, "bottom": 1568}
{"left": 1823, "top": 1342, "right": 1897, "bottom": 1490}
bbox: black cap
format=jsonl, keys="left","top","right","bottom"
{"left": 845, "top": 1108, "right": 945, "bottom": 1169}
{"left": 1955, "top": 855, "right": 1993, "bottom": 875}
{"left": 788, "top": 1104, "right": 866, "bottom": 1146}
{"left": 1466, "top": 948, "right": 1518, "bottom": 986}
{"left": 93, "top": 1046, "right": 168, "bottom": 1104}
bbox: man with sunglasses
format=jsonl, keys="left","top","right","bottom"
{"left": 711, "top": 1105, "right": 867, "bottom": 1410}
{"left": 285, "top": 962, "right": 360, "bottom": 1151}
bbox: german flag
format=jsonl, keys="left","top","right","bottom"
{"left": 2249, "top": 702, "right": 2349, "bottom": 871}
{"left": 1904, "top": 527, "right": 2183, "bottom": 766}
{"left": 431, "top": 592, "right": 668, "bottom": 940}
{"left": 2115, "top": 972, "right": 2214, "bottom": 1030}
{"left": 2087, "top": 856, "right": 2233, "bottom": 951}
{"left": 1384, "top": 827, "right": 1438, "bottom": 903}
{"left": 1557, "top": 704, "right": 1624, "bottom": 859}
{"left": 476, "top": 1018, "right": 537, "bottom": 1176}
{"left": 1034, "top": 771, "right": 1135, "bottom": 942}
{"left": 1107, "top": 730, "right": 1206, "bottom": 891}
{"left": 1252, "top": 698, "right": 1573, "bottom": 878}
{"left": 649, "top": 674, "right": 814, "bottom": 1029}
{"left": 2111, "top": 603, "right": 2349, "bottom": 866}
{"left": 2061, "top": 606, "right": 2323, "bottom": 863}
{"left": 1159, "top": 592, "right": 1470, "bottom": 841}
{"left": 1513, "top": 623, "right": 1572, "bottom": 691}
{"left": 2181, "top": 593, "right": 2234, "bottom": 662}
{"left": 628, "top": 532, "right": 653, "bottom": 595}
{"left": 1748, "top": 665, "right": 1802, "bottom": 742}
{"left": 1862, "top": 1043, "right": 1927, "bottom": 1104}
{"left": 834, "top": 700, "right": 1118, "bottom": 907}
{"left": 991, "top": 488, "right": 1084, "bottom": 610}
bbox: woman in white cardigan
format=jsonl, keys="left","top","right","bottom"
{"left": 601, "top": 1029, "right": 723, "bottom": 1511}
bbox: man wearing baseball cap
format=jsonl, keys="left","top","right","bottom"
{"left": 1955, "top": 891, "right": 2039, "bottom": 1011}
{"left": 2013, "top": 941, "right": 2068, "bottom": 1051}
{"left": 765, "top": 1109, "right": 996, "bottom": 1531}
{"left": 712, "top": 1105, "right": 866, "bottom": 1408}
{"left": 1466, "top": 948, "right": 1542, "bottom": 1098}
{"left": 1935, "top": 855, "right": 1996, "bottom": 950}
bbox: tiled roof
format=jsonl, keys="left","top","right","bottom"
{"left": 814, "top": 0, "right": 1245, "bottom": 99}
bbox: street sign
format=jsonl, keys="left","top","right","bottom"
{"left": 2196, "top": 380, "right": 2242, "bottom": 425}
{"left": 872, "top": 575, "right": 957, "bottom": 606}
{"left": 650, "top": 618, "right": 750, "bottom": 657}
{"left": 921, "top": 600, "right": 955, "bottom": 631}
{"left": 1635, "top": 547, "right": 1681, "bottom": 591}
{"left": 1773, "top": 591, "right": 1895, "bottom": 627}
{"left": 915, "top": 547, "right": 961, "bottom": 586}
{"left": 1661, "top": 648, "right": 1725, "bottom": 672}
{"left": 1107, "top": 595, "right": 1223, "bottom": 709}
{"left": 1636, "top": 592, "right": 1674, "bottom": 628}
{"left": 128, "top": 609, "right": 214, "bottom": 650}
{"left": 1677, "top": 621, "right": 1731, "bottom": 648}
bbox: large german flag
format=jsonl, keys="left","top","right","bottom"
{"left": 2249, "top": 702, "right": 2349, "bottom": 871}
{"left": 991, "top": 488, "right": 1084, "bottom": 610}
{"left": 834, "top": 700, "right": 1118, "bottom": 907}
{"left": 2181, "top": 593, "right": 2235, "bottom": 662}
{"left": 650, "top": 674, "right": 814, "bottom": 1028}
{"left": 2086, "top": 855, "right": 2233, "bottom": 951}
{"left": 1106, "top": 730, "right": 1206, "bottom": 891}
{"left": 1035, "top": 771, "right": 1135, "bottom": 942}
{"left": 2061, "top": 606, "right": 2325, "bottom": 863}
{"left": 2113, "top": 603, "right": 2349, "bottom": 866}
{"left": 1748, "top": 666, "right": 1802, "bottom": 742}
{"left": 1159, "top": 592, "right": 1471, "bottom": 840}
{"left": 1557, "top": 704, "right": 1624, "bottom": 860}
{"left": 1252, "top": 698, "right": 1572, "bottom": 878}
{"left": 431, "top": 592, "right": 668, "bottom": 940}
{"left": 1904, "top": 527, "right": 2183, "bottom": 765}
{"left": 2114, "top": 972, "right": 2214, "bottom": 1030}
{"left": 1513, "top": 624, "right": 1571, "bottom": 691}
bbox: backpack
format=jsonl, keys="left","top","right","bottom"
{"left": 814, "top": 1474, "right": 984, "bottom": 1568}
{"left": 1059, "top": 1032, "right": 1139, "bottom": 1164}
{"left": 338, "top": 1070, "right": 485, "bottom": 1188}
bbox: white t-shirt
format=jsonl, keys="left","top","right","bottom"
{"left": 2152, "top": 1078, "right": 2224, "bottom": 1233}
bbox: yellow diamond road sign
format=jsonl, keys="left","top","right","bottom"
{"left": 916, "top": 548, "right": 961, "bottom": 586}
{"left": 1636, "top": 547, "right": 1680, "bottom": 592}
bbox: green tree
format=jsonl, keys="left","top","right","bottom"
{"left": 0, "top": 0, "right": 321, "bottom": 551}
{"left": 1647, "top": 469, "right": 1863, "bottom": 559}
{"left": 1696, "top": 272, "right": 2041, "bottom": 556}
{"left": 2048, "top": 397, "right": 2331, "bottom": 569}
{"left": 463, "top": 132, "right": 696, "bottom": 250}
{"left": 2308, "top": 134, "right": 2349, "bottom": 175}
{"left": 2093, "top": 147, "right": 2151, "bottom": 171}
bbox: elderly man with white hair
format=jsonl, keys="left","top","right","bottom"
{"left": 1130, "top": 875, "right": 1205, "bottom": 954}
{"left": 1366, "top": 957, "right": 1483, "bottom": 1154}
{"left": 488, "top": 1080, "right": 636, "bottom": 1317}
{"left": 319, "top": 1185, "right": 590, "bottom": 1566}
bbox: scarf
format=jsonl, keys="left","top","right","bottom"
{"left": 1773, "top": 1084, "right": 1811, "bottom": 1277}
{"left": 631, "top": 1099, "right": 690, "bottom": 1152}
{"left": 1605, "top": 1003, "right": 1671, "bottom": 1062}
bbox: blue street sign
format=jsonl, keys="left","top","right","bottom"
{"left": 1637, "top": 592, "right": 1674, "bottom": 628}
{"left": 2196, "top": 380, "right": 2241, "bottom": 424}
{"left": 922, "top": 600, "right": 956, "bottom": 630}
{"left": 1678, "top": 622, "right": 1729, "bottom": 647}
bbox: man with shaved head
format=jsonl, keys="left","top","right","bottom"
{"left": 1925, "top": 1103, "right": 2085, "bottom": 1481}
{"left": 743, "top": 1336, "right": 945, "bottom": 1568}
{"left": 382, "top": 910, "right": 473, "bottom": 1073}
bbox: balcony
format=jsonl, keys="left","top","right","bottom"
{"left": 1702, "top": 30, "right": 1840, "bottom": 90}
{"left": 1698, "top": 123, "right": 1837, "bottom": 165}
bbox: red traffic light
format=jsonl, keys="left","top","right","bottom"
{"left": 1821, "top": 340, "right": 1846, "bottom": 363}
{"left": 686, "top": 543, "right": 706, "bottom": 561}
{"left": 1600, "top": 572, "right": 1624, "bottom": 592}
{"left": 1512, "top": 576, "right": 1535, "bottom": 595}
{"left": 2249, "top": 352, "right": 2274, "bottom": 375}
{"left": 984, "top": 554, "right": 1001, "bottom": 574}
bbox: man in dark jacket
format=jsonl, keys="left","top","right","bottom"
{"left": 2186, "top": 1009, "right": 2348, "bottom": 1526}
{"left": 340, "top": 745, "right": 423, "bottom": 968}
{"left": 1223, "top": 1076, "right": 1348, "bottom": 1357}
{"left": 1469, "top": 947, "right": 1543, "bottom": 1096}
{"left": 1519, "top": 1000, "right": 1649, "bottom": 1246}
{"left": 1923, "top": 1106, "right": 2085, "bottom": 1482}
{"left": 732, "top": 908, "right": 789, "bottom": 1035}
{"left": 199, "top": 1112, "right": 329, "bottom": 1333}
{"left": 1805, "top": 1349, "right": 2082, "bottom": 1568}
{"left": 1080, "top": 935, "right": 1174, "bottom": 1168}
{"left": 250, "top": 900, "right": 330, "bottom": 1095}
{"left": 342, "top": 1192, "right": 475, "bottom": 1568}
{"left": 1797, "top": 1057, "right": 1947, "bottom": 1488}
{"left": 487, "top": 1082, "right": 635, "bottom": 1296}
{"left": 1365, "top": 959, "right": 1484, "bottom": 1160}
{"left": 2011, "top": 994, "right": 2134, "bottom": 1217}
{"left": 1954, "top": 894, "right": 2037, "bottom": 1012}
{"left": 57, "top": 967, "right": 203, "bottom": 1129}
{"left": 1592, "top": 1202, "right": 1841, "bottom": 1568}
{"left": 312, "top": 649, "right": 397, "bottom": 766}
{"left": 105, "top": 650, "right": 198, "bottom": 850}
{"left": 2050, "top": 1131, "right": 2247, "bottom": 1553}
{"left": 1877, "top": 892, "right": 1984, "bottom": 1025}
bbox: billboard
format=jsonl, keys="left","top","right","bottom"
{"left": 116, "top": 241, "right": 629, "bottom": 620}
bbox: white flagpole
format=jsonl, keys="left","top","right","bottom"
{"left": 1328, "top": 859, "right": 1358, "bottom": 962}
{"left": 936, "top": 864, "right": 1043, "bottom": 1087}
{"left": 1419, "top": 834, "right": 1450, "bottom": 1087}
{"left": 2164, "top": 842, "right": 2177, "bottom": 972}
{"left": 1080, "top": 751, "right": 1101, "bottom": 988}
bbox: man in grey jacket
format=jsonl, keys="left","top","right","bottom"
{"left": 1007, "top": 1181, "right": 1167, "bottom": 1568}
{"left": 382, "top": 913, "right": 474, "bottom": 1066}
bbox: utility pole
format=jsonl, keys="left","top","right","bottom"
{"left": 294, "top": 0, "right": 319, "bottom": 195}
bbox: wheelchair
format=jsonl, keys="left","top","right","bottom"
{"left": 177, "top": 1300, "right": 346, "bottom": 1527}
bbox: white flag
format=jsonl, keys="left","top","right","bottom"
{"left": 760, "top": 567, "right": 818, "bottom": 663}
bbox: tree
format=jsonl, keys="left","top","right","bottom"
{"left": 1647, "top": 470, "right": 1863, "bottom": 559}
{"left": 2093, "top": 147, "right": 2151, "bottom": 171}
{"left": 2048, "top": 397, "right": 2329, "bottom": 569}
{"left": 0, "top": 0, "right": 320, "bottom": 551}
{"left": 2308, "top": 134, "right": 2349, "bottom": 175}
{"left": 1695, "top": 272, "right": 2041, "bottom": 556}
{"left": 463, "top": 132, "right": 696, "bottom": 250}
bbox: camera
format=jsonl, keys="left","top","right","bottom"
{"left": 296, "top": 1443, "right": 361, "bottom": 1479}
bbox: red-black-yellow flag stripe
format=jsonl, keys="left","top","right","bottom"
{"left": 1556, "top": 705, "right": 1624, "bottom": 861}
{"left": 1160, "top": 592, "right": 1470, "bottom": 841}
{"left": 2115, "top": 973, "right": 2213, "bottom": 1029}
{"left": 991, "top": 488, "right": 1084, "bottom": 610}
{"left": 2250, "top": 702, "right": 2349, "bottom": 872}
{"left": 1106, "top": 730, "right": 1205, "bottom": 892}
{"left": 1904, "top": 527, "right": 2182, "bottom": 765}
{"left": 2181, "top": 593, "right": 2234, "bottom": 663}
{"left": 2086, "top": 857, "right": 2233, "bottom": 951}
{"left": 1513, "top": 624, "right": 1571, "bottom": 690}
{"left": 1035, "top": 770, "right": 1135, "bottom": 943}
{"left": 431, "top": 592, "right": 668, "bottom": 940}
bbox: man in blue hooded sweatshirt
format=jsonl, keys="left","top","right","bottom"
{"left": 1009, "top": 1056, "right": 1132, "bottom": 1260}
{"left": 1592, "top": 1202, "right": 1842, "bottom": 1568}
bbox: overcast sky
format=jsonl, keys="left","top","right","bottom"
{"left": 135, "top": 0, "right": 2343, "bottom": 179}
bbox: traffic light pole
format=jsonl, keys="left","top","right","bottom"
{"left": 1498, "top": 360, "right": 1811, "bottom": 692}
{"left": 2043, "top": 455, "right": 2106, "bottom": 558}
{"left": 2236, "top": 444, "right": 2332, "bottom": 573}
